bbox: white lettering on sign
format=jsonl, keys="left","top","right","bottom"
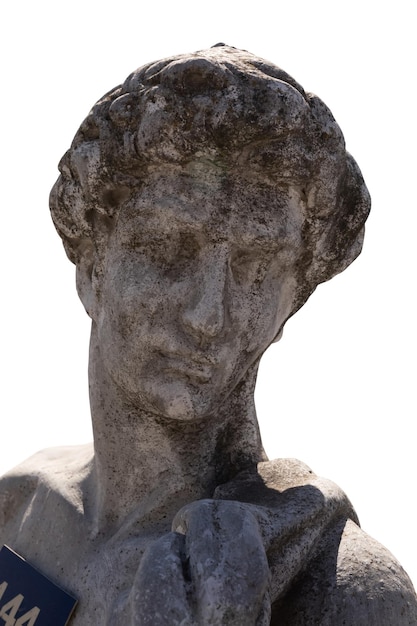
{"left": 14, "top": 607, "right": 40, "bottom": 626}
{"left": 0, "top": 582, "right": 40, "bottom": 626}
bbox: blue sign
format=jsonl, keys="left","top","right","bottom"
{"left": 0, "top": 546, "right": 77, "bottom": 625}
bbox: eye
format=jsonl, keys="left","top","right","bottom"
{"left": 146, "top": 231, "right": 200, "bottom": 278}
{"left": 230, "top": 249, "right": 272, "bottom": 285}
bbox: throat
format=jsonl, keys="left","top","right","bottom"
{"left": 89, "top": 418, "right": 229, "bottom": 535}
{"left": 87, "top": 330, "right": 266, "bottom": 534}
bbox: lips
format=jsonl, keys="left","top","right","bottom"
{"left": 160, "top": 351, "right": 219, "bottom": 383}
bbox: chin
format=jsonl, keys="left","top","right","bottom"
{"left": 135, "top": 377, "right": 226, "bottom": 423}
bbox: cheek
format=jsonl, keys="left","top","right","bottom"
{"left": 95, "top": 270, "right": 153, "bottom": 370}
{"left": 242, "top": 274, "right": 297, "bottom": 352}
{"left": 96, "top": 259, "right": 187, "bottom": 378}
{"left": 99, "top": 259, "right": 165, "bottom": 328}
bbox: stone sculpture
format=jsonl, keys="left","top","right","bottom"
{"left": 1, "top": 45, "right": 416, "bottom": 624}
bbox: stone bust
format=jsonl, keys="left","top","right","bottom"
{"left": 1, "top": 45, "right": 416, "bottom": 624}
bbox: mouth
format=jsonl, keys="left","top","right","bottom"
{"left": 160, "top": 351, "right": 218, "bottom": 383}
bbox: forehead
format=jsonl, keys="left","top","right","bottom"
{"left": 117, "top": 164, "right": 305, "bottom": 247}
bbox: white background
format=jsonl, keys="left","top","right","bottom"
{"left": 1, "top": 0, "right": 416, "bottom": 588}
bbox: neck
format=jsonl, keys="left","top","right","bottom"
{"left": 87, "top": 325, "right": 266, "bottom": 535}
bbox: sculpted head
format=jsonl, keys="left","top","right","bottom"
{"left": 49, "top": 45, "right": 370, "bottom": 420}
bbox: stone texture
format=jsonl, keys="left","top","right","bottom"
{"left": 1, "top": 45, "right": 416, "bottom": 624}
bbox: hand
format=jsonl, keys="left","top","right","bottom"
{"left": 130, "top": 499, "right": 271, "bottom": 625}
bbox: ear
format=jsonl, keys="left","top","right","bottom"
{"left": 76, "top": 245, "right": 98, "bottom": 319}
{"left": 306, "top": 153, "right": 371, "bottom": 288}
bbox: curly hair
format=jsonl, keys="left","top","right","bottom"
{"left": 49, "top": 45, "right": 370, "bottom": 312}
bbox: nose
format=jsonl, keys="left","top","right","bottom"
{"left": 182, "top": 249, "right": 227, "bottom": 341}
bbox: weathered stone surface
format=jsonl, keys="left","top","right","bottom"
{"left": 1, "top": 45, "right": 416, "bottom": 624}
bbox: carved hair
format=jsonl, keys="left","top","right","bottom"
{"left": 50, "top": 45, "right": 370, "bottom": 311}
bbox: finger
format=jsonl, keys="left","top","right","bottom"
{"left": 174, "top": 500, "right": 270, "bottom": 625}
{"left": 130, "top": 532, "right": 193, "bottom": 625}
{"left": 255, "top": 589, "right": 271, "bottom": 626}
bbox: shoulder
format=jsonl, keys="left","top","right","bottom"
{"left": 259, "top": 460, "right": 417, "bottom": 625}
{"left": 0, "top": 445, "right": 93, "bottom": 542}
{"left": 273, "top": 518, "right": 417, "bottom": 625}
{"left": 217, "top": 458, "right": 417, "bottom": 624}
{"left": 336, "top": 520, "right": 417, "bottom": 622}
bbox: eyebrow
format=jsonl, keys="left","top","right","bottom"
{"left": 122, "top": 177, "right": 304, "bottom": 245}
{"left": 122, "top": 206, "right": 301, "bottom": 253}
